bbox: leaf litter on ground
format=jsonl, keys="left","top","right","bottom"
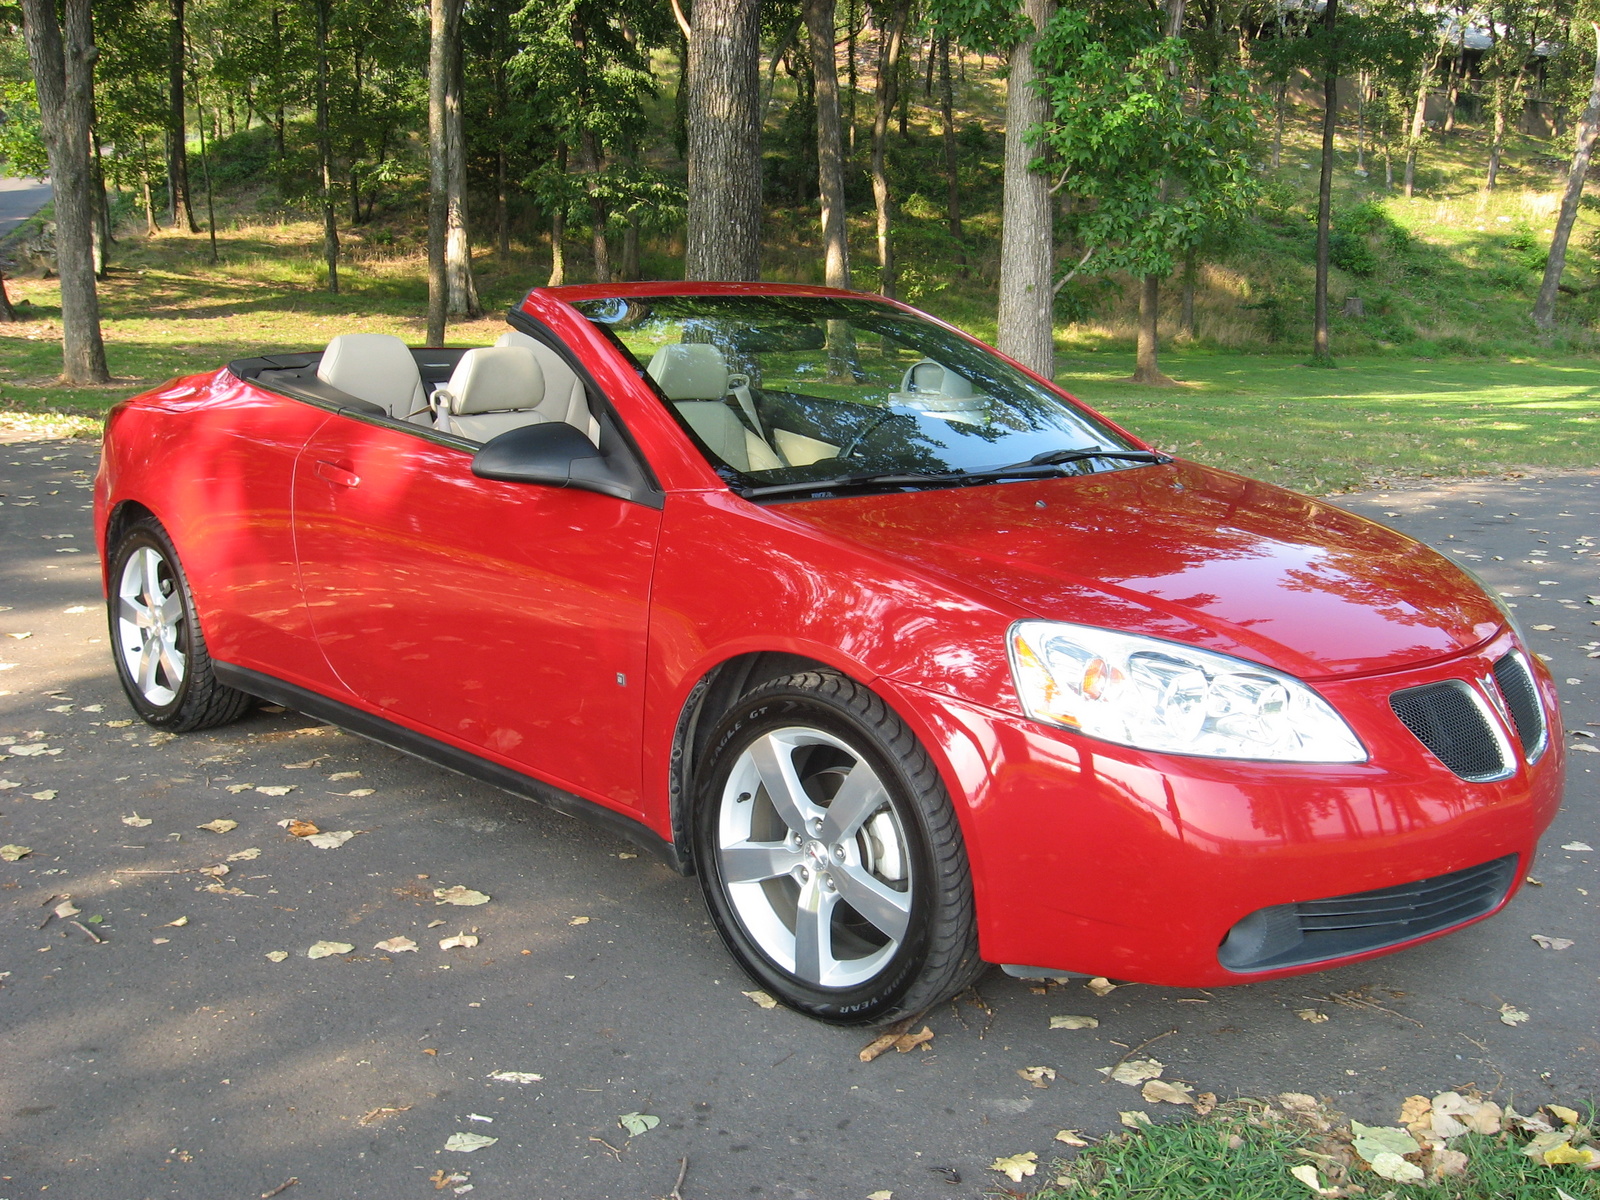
{"left": 434, "top": 885, "right": 490, "bottom": 906}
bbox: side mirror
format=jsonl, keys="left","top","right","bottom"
{"left": 471, "top": 421, "right": 639, "bottom": 503}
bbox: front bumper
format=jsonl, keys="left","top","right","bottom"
{"left": 883, "top": 630, "right": 1565, "bottom": 986}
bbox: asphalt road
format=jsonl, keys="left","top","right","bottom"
{"left": 0, "top": 177, "right": 51, "bottom": 242}
{"left": 1, "top": 433, "right": 1596, "bottom": 1200}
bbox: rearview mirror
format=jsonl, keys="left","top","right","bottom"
{"left": 471, "top": 421, "right": 640, "bottom": 503}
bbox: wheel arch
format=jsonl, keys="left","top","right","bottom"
{"left": 102, "top": 499, "right": 161, "bottom": 590}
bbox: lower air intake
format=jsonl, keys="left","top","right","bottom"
{"left": 1218, "top": 855, "right": 1518, "bottom": 972}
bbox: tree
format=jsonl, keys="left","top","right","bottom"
{"left": 997, "top": 0, "right": 1055, "bottom": 378}
{"left": 19, "top": 0, "right": 109, "bottom": 382}
{"left": 1035, "top": 0, "right": 1259, "bottom": 383}
{"left": 806, "top": 0, "right": 850, "bottom": 289}
{"left": 1532, "top": 22, "right": 1600, "bottom": 330}
{"left": 870, "top": 0, "right": 912, "bottom": 298}
{"left": 167, "top": 0, "right": 199, "bottom": 232}
{"left": 312, "top": 0, "right": 339, "bottom": 293}
{"left": 427, "top": 0, "right": 457, "bottom": 343}
{"left": 685, "top": 0, "right": 763, "bottom": 280}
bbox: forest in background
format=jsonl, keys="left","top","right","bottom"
{"left": 5, "top": 0, "right": 1600, "bottom": 389}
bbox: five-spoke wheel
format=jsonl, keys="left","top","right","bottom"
{"left": 694, "top": 672, "right": 981, "bottom": 1023}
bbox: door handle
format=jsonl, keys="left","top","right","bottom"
{"left": 314, "top": 460, "right": 360, "bottom": 488}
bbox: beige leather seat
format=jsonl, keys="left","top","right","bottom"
{"left": 646, "top": 343, "right": 783, "bottom": 472}
{"left": 317, "top": 333, "right": 430, "bottom": 423}
{"left": 431, "top": 346, "right": 556, "bottom": 442}
{"left": 495, "top": 330, "right": 599, "bottom": 443}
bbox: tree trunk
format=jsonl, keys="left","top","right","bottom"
{"left": 1271, "top": 80, "right": 1287, "bottom": 170}
{"left": 0, "top": 270, "right": 15, "bottom": 322}
{"left": 20, "top": 0, "right": 110, "bottom": 383}
{"left": 446, "top": 22, "right": 479, "bottom": 316}
{"left": 870, "top": 0, "right": 910, "bottom": 299}
{"left": 1313, "top": 0, "right": 1339, "bottom": 363}
{"left": 1486, "top": 61, "right": 1525, "bottom": 190}
{"left": 583, "top": 131, "right": 611, "bottom": 285}
{"left": 1532, "top": 23, "right": 1600, "bottom": 331}
{"left": 939, "top": 36, "right": 962, "bottom": 241}
{"left": 168, "top": 0, "right": 198, "bottom": 232}
{"left": 1355, "top": 70, "right": 1367, "bottom": 171}
{"left": 685, "top": 0, "right": 763, "bottom": 280}
{"left": 348, "top": 48, "right": 364, "bottom": 225}
{"left": 807, "top": 0, "right": 850, "bottom": 290}
{"left": 314, "top": 0, "right": 338, "bottom": 293}
{"left": 90, "top": 125, "right": 108, "bottom": 277}
{"left": 1180, "top": 248, "right": 1197, "bottom": 339}
{"left": 1404, "top": 57, "right": 1430, "bottom": 198}
{"left": 622, "top": 216, "right": 640, "bottom": 280}
{"left": 497, "top": 148, "right": 510, "bottom": 257}
{"left": 846, "top": 0, "right": 859, "bottom": 156}
{"left": 140, "top": 157, "right": 159, "bottom": 234}
{"left": 996, "top": 0, "right": 1056, "bottom": 380}
{"left": 426, "top": 0, "right": 455, "bottom": 343}
{"left": 1131, "top": 274, "right": 1175, "bottom": 384}
{"left": 195, "top": 87, "right": 218, "bottom": 264}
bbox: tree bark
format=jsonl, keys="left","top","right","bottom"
{"left": 1404, "top": 56, "right": 1431, "bottom": 198}
{"left": 445, "top": 20, "right": 479, "bottom": 317}
{"left": 1313, "top": 0, "right": 1339, "bottom": 363}
{"left": 426, "top": 0, "right": 454, "bottom": 343}
{"left": 996, "top": 0, "right": 1056, "bottom": 380}
{"left": 0, "top": 270, "right": 16, "bottom": 322}
{"left": 1271, "top": 80, "right": 1287, "bottom": 170}
{"left": 1532, "top": 23, "right": 1600, "bottom": 331}
{"left": 807, "top": 0, "right": 850, "bottom": 290}
{"left": 314, "top": 0, "right": 338, "bottom": 293}
{"left": 870, "top": 0, "right": 911, "bottom": 298}
{"left": 194, "top": 84, "right": 218, "bottom": 264}
{"left": 20, "top": 0, "right": 110, "bottom": 383}
{"left": 1486, "top": 59, "right": 1526, "bottom": 190}
{"left": 168, "top": 0, "right": 198, "bottom": 232}
{"left": 686, "top": 0, "right": 763, "bottom": 280}
{"left": 1132, "top": 273, "right": 1174, "bottom": 384}
{"left": 583, "top": 130, "right": 611, "bottom": 284}
{"left": 1179, "top": 248, "right": 1196, "bottom": 339}
{"left": 939, "top": 36, "right": 962, "bottom": 241}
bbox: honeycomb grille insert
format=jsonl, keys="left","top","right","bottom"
{"left": 1492, "top": 652, "right": 1546, "bottom": 759}
{"left": 1389, "top": 680, "right": 1509, "bottom": 781}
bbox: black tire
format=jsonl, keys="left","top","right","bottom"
{"left": 693, "top": 671, "right": 983, "bottom": 1024}
{"left": 106, "top": 517, "right": 253, "bottom": 732}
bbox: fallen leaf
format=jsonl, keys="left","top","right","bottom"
{"left": 1290, "top": 1163, "right": 1337, "bottom": 1196}
{"left": 866, "top": 1192, "right": 893, "bottom": 1200}
{"left": 1499, "top": 1003, "right": 1530, "bottom": 1026}
{"left": 1546, "top": 1104, "right": 1581, "bottom": 1127}
{"left": 264, "top": 950, "right": 288, "bottom": 962}
{"left": 1194, "top": 1092, "right": 1218, "bottom": 1116}
{"left": 1050, "top": 1014, "right": 1099, "bottom": 1030}
{"left": 121, "top": 813, "right": 153, "bottom": 827}
{"left": 1532, "top": 624, "right": 1557, "bottom": 631}
{"left": 374, "top": 937, "right": 418, "bottom": 953}
{"left": 1018, "top": 1066, "right": 1057, "bottom": 1088}
{"left": 304, "top": 830, "right": 356, "bottom": 849}
{"left": 279, "top": 818, "right": 320, "bottom": 837}
{"left": 340, "top": 789, "right": 375, "bottom": 797}
{"left": 1544, "top": 1143, "right": 1596, "bottom": 1167}
{"left": 307, "top": 940, "right": 354, "bottom": 959}
{"left": 226, "top": 847, "right": 261, "bottom": 862}
{"left": 989, "top": 1152, "right": 1038, "bottom": 1182}
{"left": 742, "top": 990, "right": 778, "bottom": 1009}
{"left": 434, "top": 886, "right": 491, "bottom": 906}
{"left": 1350, "top": 1120, "right": 1421, "bottom": 1164}
{"left": 467, "top": 1113, "right": 493, "bottom": 1123}
{"left": 30, "top": 790, "right": 56, "bottom": 800}
{"left": 164, "top": 916, "right": 188, "bottom": 927}
{"left": 196, "top": 819, "right": 238, "bottom": 833}
{"left": 1532, "top": 934, "right": 1575, "bottom": 951}
{"left": 568, "top": 916, "right": 590, "bottom": 925}
{"left": 328, "top": 771, "right": 361, "bottom": 780}
{"left": 106, "top": 719, "right": 133, "bottom": 728}
{"left": 255, "top": 785, "right": 294, "bottom": 796}
{"left": 1141, "top": 1079, "right": 1194, "bottom": 1105}
{"left": 1398, "top": 1095, "right": 1432, "bottom": 1131}
{"left": 1561, "top": 842, "right": 1594, "bottom": 852}
{"left": 0, "top": 779, "right": 19, "bottom": 790}
{"left": 1368, "top": 1151, "right": 1424, "bottom": 1183}
{"left": 1295, "top": 1008, "right": 1330, "bottom": 1023}
{"left": 1431, "top": 1146, "right": 1469, "bottom": 1178}
{"left": 894, "top": 1026, "right": 933, "bottom": 1053}
{"left": 54, "top": 900, "right": 80, "bottom": 919}
{"left": 488, "top": 1071, "right": 543, "bottom": 1084}
{"left": 1100, "top": 1058, "right": 1164, "bottom": 1085}
{"left": 1086, "top": 976, "right": 1118, "bottom": 997}
{"left": 443, "top": 1132, "right": 497, "bottom": 1153}
{"left": 283, "top": 759, "right": 324, "bottom": 769}
{"left": 1277, "top": 1094, "right": 1322, "bottom": 1113}
{"left": 6, "top": 744, "right": 58, "bottom": 756}
{"left": 152, "top": 937, "right": 170, "bottom": 945}
{"left": 225, "top": 784, "right": 253, "bottom": 794}
{"left": 198, "top": 863, "right": 229, "bottom": 877}
{"left": 1, "top": 844, "right": 33, "bottom": 861}
{"left": 617, "top": 1112, "right": 659, "bottom": 1136}
{"left": 1055, "top": 1129, "right": 1088, "bottom": 1146}
{"left": 1119, "top": 1110, "right": 1153, "bottom": 1130}
{"left": 440, "top": 934, "right": 480, "bottom": 950}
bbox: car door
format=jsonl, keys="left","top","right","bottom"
{"left": 290, "top": 410, "right": 663, "bottom": 813}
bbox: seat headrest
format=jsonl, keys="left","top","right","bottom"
{"left": 444, "top": 346, "right": 545, "bottom": 416}
{"left": 495, "top": 330, "right": 539, "bottom": 350}
{"left": 317, "top": 334, "right": 424, "bottom": 412}
{"left": 647, "top": 343, "right": 730, "bottom": 401}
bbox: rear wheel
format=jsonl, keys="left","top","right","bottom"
{"left": 693, "top": 672, "right": 982, "bottom": 1024}
{"left": 107, "top": 518, "right": 252, "bottom": 731}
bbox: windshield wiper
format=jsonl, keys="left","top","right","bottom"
{"left": 736, "top": 449, "right": 1170, "bottom": 500}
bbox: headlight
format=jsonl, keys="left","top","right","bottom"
{"left": 1008, "top": 621, "right": 1367, "bottom": 762}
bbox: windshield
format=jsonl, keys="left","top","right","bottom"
{"left": 570, "top": 294, "right": 1141, "bottom": 497}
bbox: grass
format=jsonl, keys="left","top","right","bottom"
{"left": 1029, "top": 1096, "right": 1600, "bottom": 1200}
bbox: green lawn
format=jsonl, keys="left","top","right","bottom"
{"left": 3, "top": 221, "right": 1597, "bottom": 494}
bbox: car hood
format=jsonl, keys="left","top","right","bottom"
{"left": 774, "top": 460, "right": 1503, "bottom": 680}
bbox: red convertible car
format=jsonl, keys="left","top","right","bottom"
{"left": 95, "top": 283, "right": 1564, "bottom": 1023}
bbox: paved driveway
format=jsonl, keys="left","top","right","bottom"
{"left": 0, "top": 176, "right": 51, "bottom": 241}
{"left": 1, "top": 435, "right": 1595, "bottom": 1200}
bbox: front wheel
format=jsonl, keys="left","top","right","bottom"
{"left": 693, "top": 672, "right": 982, "bottom": 1024}
{"left": 107, "top": 517, "right": 253, "bottom": 732}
